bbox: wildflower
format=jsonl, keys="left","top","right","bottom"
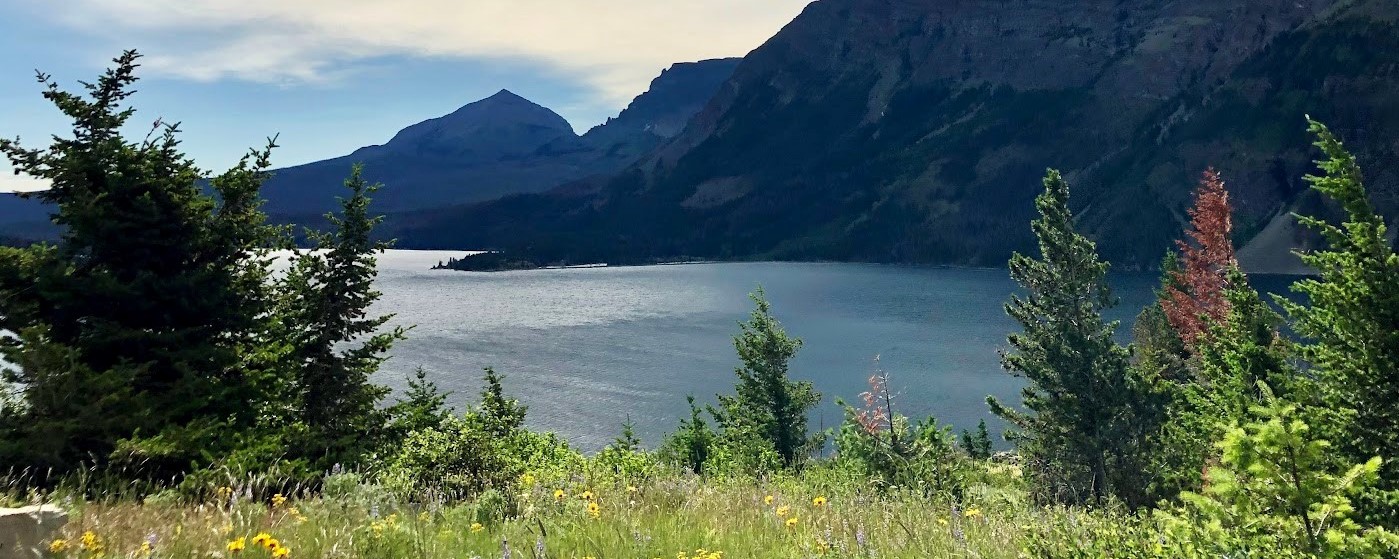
{"left": 815, "top": 537, "right": 831, "bottom": 553}
{"left": 471, "top": 522, "right": 485, "bottom": 533}
{"left": 227, "top": 537, "right": 247, "bottom": 553}
{"left": 786, "top": 516, "right": 799, "bottom": 528}
{"left": 252, "top": 533, "right": 273, "bottom": 547}
{"left": 553, "top": 489, "right": 566, "bottom": 502}
{"left": 964, "top": 508, "right": 982, "bottom": 518}
{"left": 272, "top": 545, "right": 291, "bottom": 558}
{"left": 139, "top": 540, "right": 153, "bottom": 557}
{"left": 288, "top": 507, "right": 307, "bottom": 523}
{"left": 216, "top": 486, "right": 234, "bottom": 501}
{"left": 626, "top": 485, "right": 638, "bottom": 493}
{"left": 587, "top": 501, "right": 601, "bottom": 519}
{"left": 764, "top": 495, "right": 774, "bottom": 505}
{"left": 812, "top": 496, "right": 828, "bottom": 507}
{"left": 79, "top": 531, "right": 101, "bottom": 552}
{"left": 937, "top": 517, "right": 949, "bottom": 526}
{"left": 264, "top": 537, "right": 281, "bottom": 551}
{"left": 49, "top": 539, "right": 69, "bottom": 553}
{"left": 775, "top": 505, "right": 791, "bottom": 517}
{"left": 578, "top": 490, "right": 595, "bottom": 501}
{"left": 520, "top": 472, "right": 536, "bottom": 486}
{"left": 271, "top": 493, "right": 287, "bottom": 508}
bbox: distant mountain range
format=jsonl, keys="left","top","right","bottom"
{"left": 391, "top": 0, "right": 1399, "bottom": 272}
{"left": 0, "top": 58, "right": 741, "bottom": 235}
{"left": 5, "top": 0, "right": 1398, "bottom": 273}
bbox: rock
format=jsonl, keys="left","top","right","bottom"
{"left": 0, "top": 506, "right": 67, "bottom": 559}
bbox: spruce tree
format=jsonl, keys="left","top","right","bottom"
{"left": 0, "top": 51, "right": 281, "bottom": 479}
{"left": 1280, "top": 119, "right": 1399, "bottom": 526}
{"left": 387, "top": 367, "right": 452, "bottom": 437}
{"left": 987, "top": 169, "right": 1138, "bottom": 505}
{"left": 477, "top": 366, "right": 527, "bottom": 438}
{"left": 280, "top": 163, "right": 404, "bottom": 470}
{"left": 716, "top": 287, "right": 821, "bottom": 467}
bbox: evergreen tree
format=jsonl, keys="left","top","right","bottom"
{"left": 0, "top": 51, "right": 281, "bottom": 480}
{"left": 960, "top": 420, "right": 993, "bottom": 461}
{"left": 279, "top": 163, "right": 405, "bottom": 470}
{"left": 660, "top": 395, "right": 715, "bottom": 475}
{"left": 1280, "top": 118, "right": 1399, "bottom": 526}
{"left": 387, "top": 367, "right": 452, "bottom": 437}
{"left": 477, "top": 367, "right": 528, "bottom": 438}
{"left": 614, "top": 416, "right": 642, "bottom": 452}
{"left": 987, "top": 169, "right": 1140, "bottom": 505}
{"left": 716, "top": 288, "right": 822, "bottom": 467}
{"left": 1162, "top": 168, "right": 1238, "bottom": 350}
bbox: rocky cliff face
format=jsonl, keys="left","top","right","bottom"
{"left": 395, "top": 0, "right": 1399, "bottom": 269}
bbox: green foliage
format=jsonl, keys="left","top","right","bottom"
{"left": 0, "top": 51, "right": 283, "bottom": 482}
{"left": 1280, "top": 118, "right": 1399, "bottom": 527}
{"left": 960, "top": 420, "right": 994, "bottom": 461}
{"left": 386, "top": 367, "right": 452, "bottom": 438}
{"left": 1156, "top": 388, "right": 1399, "bottom": 558}
{"left": 477, "top": 366, "right": 528, "bottom": 439}
{"left": 658, "top": 396, "right": 716, "bottom": 475}
{"left": 277, "top": 164, "right": 405, "bottom": 472}
{"left": 987, "top": 169, "right": 1154, "bottom": 506}
{"left": 714, "top": 287, "right": 822, "bottom": 468}
{"left": 832, "top": 401, "right": 966, "bottom": 497}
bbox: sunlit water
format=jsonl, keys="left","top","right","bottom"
{"left": 371, "top": 250, "right": 1300, "bottom": 452}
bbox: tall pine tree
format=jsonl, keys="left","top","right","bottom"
{"left": 716, "top": 287, "right": 821, "bottom": 467}
{"left": 1162, "top": 168, "right": 1237, "bottom": 350}
{"left": 279, "top": 164, "right": 405, "bottom": 470}
{"left": 1280, "top": 118, "right": 1399, "bottom": 527}
{"left": 987, "top": 169, "right": 1141, "bottom": 505}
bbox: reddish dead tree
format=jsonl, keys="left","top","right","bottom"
{"left": 1162, "top": 168, "right": 1238, "bottom": 349}
{"left": 856, "top": 355, "right": 894, "bottom": 436}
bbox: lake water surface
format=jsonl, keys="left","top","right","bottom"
{"left": 372, "top": 250, "right": 1297, "bottom": 451}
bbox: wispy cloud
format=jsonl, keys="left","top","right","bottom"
{"left": 29, "top": 0, "right": 812, "bottom": 105}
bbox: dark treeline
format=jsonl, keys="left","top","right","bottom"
{"left": 1, "top": 53, "right": 1397, "bottom": 557}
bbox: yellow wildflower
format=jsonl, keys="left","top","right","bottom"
{"left": 470, "top": 522, "right": 484, "bottom": 533}
{"left": 812, "top": 495, "right": 828, "bottom": 507}
{"left": 785, "top": 516, "right": 799, "bottom": 528}
{"left": 815, "top": 537, "right": 831, "bottom": 553}
{"left": 587, "top": 501, "right": 601, "bottom": 519}
{"left": 272, "top": 545, "right": 291, "bottom": 558}
{"left": 216, "top": 486, "right": 233, "bottom": 501}
{"left": 252, "top": 533, "right": 272, "bottom": 547}
{"left": 264, "top": 537, "right": 281, "bottom": 550}
{"left": 520, "top": 472, "right": 536, "bottom": 486}
{"left": 79, "top": 531, "right": 101, "bottom": 551}
{"left": 937, "top": 517, "right": 949, "bottom": 526}
{"left": 627, "top": 485, "right": 638, "bottom": 493}
{"left": 49, "top": 539, "right": 69, "bottom": 553}
{"left": 579, "top": 490, "right": 595, "bottom": 501}
{"left": 139, "top": 541, "right": 153, "bottom": 556}
{"left": 271, "top": 493, "right": 287, "bottom": 508}
{"left": 775, "top": 505, "right": 791, "bottom": 517}
{"left": 553, "top": 489, "right": 566, "bottom": 502}
{"left": 964, "top": 508, "right": 982, "bottom": 518}
{"left": 764, "top": 495, "right": 774, "bottom": 505}
{"left": 227, "top": 537, "right": 246, "bottom": 553}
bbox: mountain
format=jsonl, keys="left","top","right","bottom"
{"left": 394, "top": 0, "right": 1399, "bottom": 271}
{"left": 257, "top": 59, "right": 741, "bottom": 216}
{"left": 0, "top": 58, "right": 741, "bottom": 238}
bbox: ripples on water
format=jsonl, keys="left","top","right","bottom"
{"left": 363, "top": 250, "right": 1298, "bottom": 452}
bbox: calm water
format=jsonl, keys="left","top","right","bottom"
{"left": 371, "top": 250, "right": 1298, "bottom": 452}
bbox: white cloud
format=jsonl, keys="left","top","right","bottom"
{"left": 30, "top": 0, "right": 812, "bottom": 106}
{"left": 0, "top": 162, "right": 50, "bottom": 193}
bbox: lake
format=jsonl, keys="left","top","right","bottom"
{"left": 371, "top": 250, "right": 1299, "bottom": 452}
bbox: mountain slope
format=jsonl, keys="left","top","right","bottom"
{"left": 396, "top": 0, "right": 1399, "bottom": 269}
{"left": 259, "top": 59, "right": 740, "bottom": 216}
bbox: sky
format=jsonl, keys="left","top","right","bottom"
{"left": 0, "top": 0, "right": 813, "bottom": 192}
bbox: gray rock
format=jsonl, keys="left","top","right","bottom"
{"left": 0, "top": 506, "right": 67, "bottom": 559}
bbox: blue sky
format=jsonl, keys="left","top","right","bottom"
{"left": 0, "top": 0, "right": 812, "bottom": 192}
